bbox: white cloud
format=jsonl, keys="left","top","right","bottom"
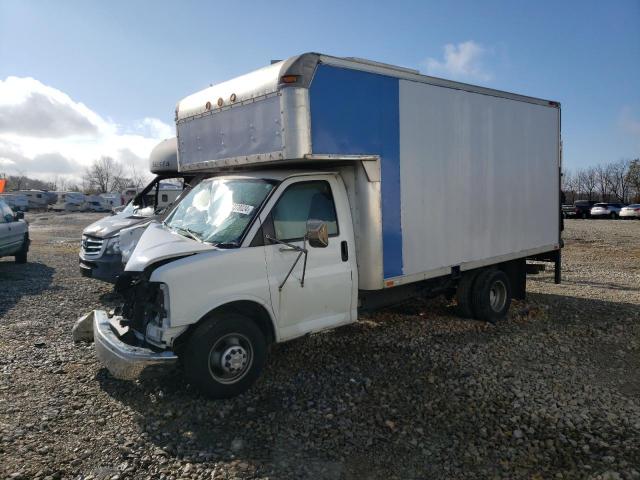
{"left": 0, "top": 76, "right": 174, "bottom": 185}
{"left": 423, "top": 41, "right": 493, "bottom": 82}
{"left": 133, "top": 117, "right": 174, "bottom": 139}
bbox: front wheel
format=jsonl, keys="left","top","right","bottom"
{"left": 471, "top": 269, "right": 512, "bottom": 323}
{"left": 183, "top": 312, "right": 267, "bottom": 399}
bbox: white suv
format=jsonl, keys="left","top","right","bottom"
{"left": 590, "top": 203, "right": 624, "bottom": 219}
{"left": 0, "top": 199, "right": 29, "bottom": 263}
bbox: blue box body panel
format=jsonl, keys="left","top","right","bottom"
{"left": 309, "top": 65, "right": 403, "bottom": 279}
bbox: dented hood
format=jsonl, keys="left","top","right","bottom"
{"left": 125, "top": 222, "right": 214, "bottom": 272}
{"left": 83, "top": 212, "right": 152, "bottom": 238}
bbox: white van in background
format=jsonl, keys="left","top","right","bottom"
{"left": 17, "top": 190, "right": 48, "bottom": 210}
{"left": 50, "top": 192, "right": 86, "bottom": 212}
{"left": 79, "top": 138, "right": 194, "bottom": 282}
{"left": 99, "top": 193, "right": 123, "bottom": 211}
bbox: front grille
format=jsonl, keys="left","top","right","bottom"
{"left": 81, "top": 235, "right": 104, "bottom": 257}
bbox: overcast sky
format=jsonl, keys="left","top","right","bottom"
{"left": 1, "top": 0, "right": 639, "bottom": 184}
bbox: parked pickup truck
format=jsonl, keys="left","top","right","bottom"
{"left": 563, "top": 200, "right": 596, "bottom": 219}
{"left": 79, "top": 138, "right": 193, "bottom": 282}
{"left": 0, "top": 199, "right": 29, "bottom": 263}
{"left": 92, "top": 53, "right": 562, "bottom": 398}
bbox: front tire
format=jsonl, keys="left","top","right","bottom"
{"left": 183, "top": 312, "right": 267, "bottom": 399}
{"left": 471, "top": 269, "right": 512, "bottom": 323}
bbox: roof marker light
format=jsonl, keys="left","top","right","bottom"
{"left": 281, "top": 75, "right": 299, "bottom": 84}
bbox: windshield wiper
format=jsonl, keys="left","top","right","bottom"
{"left": 166, "top": 223, "right": 205, "bottom": 243}
{"left": 180, "top": 227, "right": 204, "bottom": 243}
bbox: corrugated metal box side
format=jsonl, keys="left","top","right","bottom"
{"left": 306, "top": 64, "right": 560, "bottom": 285}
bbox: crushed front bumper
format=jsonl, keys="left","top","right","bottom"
{"left": 79, "top": 253, "right": 122, "bottom": 283}
{"left": 93, "top": 310, "right": 178, "bottom": 380}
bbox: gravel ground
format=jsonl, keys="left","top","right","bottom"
{"left": 1, "top": 214, "right": 639, "bottom": 480}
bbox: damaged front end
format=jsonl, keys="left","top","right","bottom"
{"left": 93, "top": 310, "right": 178, "bottom": 380}
{"left": 114, "top": 272, "right": 170, "bottom": 348}
{"left": 93, "top": 268, "right": 182, "bottom": 380}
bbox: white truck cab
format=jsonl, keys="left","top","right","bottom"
{"left": 93, "top": 53, "right": 562, "bottom": 398}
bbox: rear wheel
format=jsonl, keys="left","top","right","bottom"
{"left": 183, "top": 312, "right": 267, "bottom": 399}
{"left": 14, "top": 234, "right": 28, "bottom": 264}
{"left": 455, "top": 270, "right": 480, "bottom": 318}
{"left": 471, "top": 269, "right": 512, "bottom": 323}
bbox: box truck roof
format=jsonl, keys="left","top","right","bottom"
{"left": 175, "top": 52, "right": 560, "bottom": 173}
{"left": 176, "top": 52, "right": 559, "bottom": 123}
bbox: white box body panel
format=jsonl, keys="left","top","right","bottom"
{"left": 398, "top": 80, "right": 560, "bottom": 277}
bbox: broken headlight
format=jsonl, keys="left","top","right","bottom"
{"left": 104, "top": 235, "right": 121, "bottom": 255}
{"left": 145, "top": 283, "right": 170, "bottom": 345}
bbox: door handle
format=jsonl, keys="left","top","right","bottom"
{"left": 341, "top": 241, "right": 348, "bottom": 261}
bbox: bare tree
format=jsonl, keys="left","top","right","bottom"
{"left": 562, "top": 170, "right": 578, "bottom": 203}
{"left": 580, "top": 167, "right": 598, "bottom": 201}
{"left": 609, "top": 159, "right": 631, "bottom": 203}
{"left": 129, "top": 163, "right": 151, "bottom": 191}
{"left": 595, "top": 164, "right": 613, "bottom": 202}
{"left": 84, "top": 157, "right": 125, "bottom": 193}
{"left": 13, "top": 167, "right": 27, "bottom": 191}
{"left": 57, "top": 176, "right": 68, "bottom": 192}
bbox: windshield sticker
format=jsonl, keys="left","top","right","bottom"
{"left": 231, "top": 203, "right": 254, "bottom": 215}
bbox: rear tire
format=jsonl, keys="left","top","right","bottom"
{"left": 15, "top": 234, "right": 28, "bottom": 264}
{"left": 455, "top": 270, "right": 480, "bottom": 318}
{"left": 183, "top": 312, "right": 267, "bottom": 399}
{"left": 471, "top": 269, "right": 512, "bottom": 323}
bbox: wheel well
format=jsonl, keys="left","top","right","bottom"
{"left": 173, "top": 301, "right": 276, "bottom": 354}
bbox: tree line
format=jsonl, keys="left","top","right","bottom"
{"left": 1, "top": 157, "right": 151, "bottom": 194}
{"left": 562, "top": 158, "right": 640, "bottom": 204}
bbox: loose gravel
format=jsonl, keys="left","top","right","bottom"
{"left": 1, "top": 214, "right": 639, "bottom": 480}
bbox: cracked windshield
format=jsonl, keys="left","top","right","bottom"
{"left": 164, "top": 178, "right": 275, "bottom": 245}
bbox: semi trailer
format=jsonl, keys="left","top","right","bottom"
{"left": 92, "top": 53, "right": 562, "bottom": 398}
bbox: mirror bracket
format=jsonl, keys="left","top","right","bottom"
{"left": 264, "top": 220, "right": 328, "bottom": 291}
{"left": 265, "top": 235, "right": 308, "bottom": 290}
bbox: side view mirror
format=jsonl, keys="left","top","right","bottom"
{"left": 14, "top": 211, "right": 24, "bottom": 221}
{"left": 306, "top": 219, "right": 328, "bottom": 248}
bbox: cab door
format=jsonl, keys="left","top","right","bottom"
{"left": 261, "top": 175, "right": 356, "bottom": 341}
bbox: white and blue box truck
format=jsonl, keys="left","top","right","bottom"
{"left": 92, "top": 53, "right": 562, "bottom": 398}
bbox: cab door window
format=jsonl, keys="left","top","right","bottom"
{"left": 271, "top": 181, "right": 338, "bottom": 242}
